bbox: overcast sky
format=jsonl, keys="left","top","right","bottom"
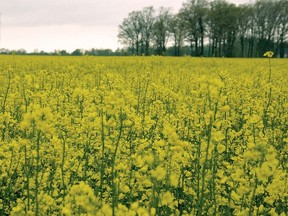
{"left": 0, "top": 0, "right": 252, "bottom": 53}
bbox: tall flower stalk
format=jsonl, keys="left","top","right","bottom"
{"left": 263, "top": 51, "right": 274, "bottom": 83}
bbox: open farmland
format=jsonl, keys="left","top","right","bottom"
{"left": 0, "top": 56, "right": 287, "bottom": 215}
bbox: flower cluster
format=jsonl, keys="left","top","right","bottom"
{"left": 263, "top": 51, "right": 274, "bottom": 58}
{"left": 0, "top": 56, "right": 287, "bottom": 215}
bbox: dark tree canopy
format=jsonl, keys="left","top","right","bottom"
{"left": 118, "top": 0, "right": 288, "bottom": 57}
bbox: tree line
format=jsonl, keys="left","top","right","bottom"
{"left": 0, "top": 48, "right": 130, "bottom": 56}
{"left": 118, "top": 0, "right": 288, "bottom": 57}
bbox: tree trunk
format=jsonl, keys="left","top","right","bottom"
{"left": 248, "top": 37, "right": 254, "bottom": 58}
{"left": 190, "top": 39, "right": 193, "bottom": 56}
{"left": 145, "top": 40, "right": 149, "bottom": 56}
{"left": 279, "top": 38, "right": 285, "bottom": 58}
{"left": 240, "top": 36, "right": 245, "bottom": 57}
{"left": 136, "top": 39, "right": 139, "bottom": 56}
{"left": 195, "top": 38, "right": 199, "bottom": 57}
{"left": 199, "top": 18, "right": 204, "bottom": 56}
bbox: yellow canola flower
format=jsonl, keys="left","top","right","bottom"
{"left": 151, "top": 165, "right": 166, "bottom": 181}
{"left": 217, "top": 144, "right": 226, "bottom": 154}
{"left": 248, "top": 114, "right": 261, "bottom": 124}
{"left": 63, "top": 181, "right": 100, "bottom": 215}
{"left": 219, "top": 105, "right": 230, "bottom": 112}
{"left": 136, "top": 207, "right": 150, "bottom": 216}
{"left": 143, "top": 154, "right": 154, "bottom": 165}
{"left": 18, "top": 138, "right": 30, "bottom": 147}
{"left": 169, "top": 173, "right": 179, "bottom": 187}
{"left": 263, "top": 51, "right": 274, "bottom": 58}
{"left": 269, "top": 208, "right": 278, "bottom": 216}
{"left": 212, "top": 130, "right": 225, "bottom": 142}
{"left": 234, "top": 208, "right": 250, "bottom": 216}
{"left": 231, "top": 190, "right": 241, "bottom": 203}
{"left": 159, "top": 191, "right": 175, "bottom": 206}
{"left": 134, "top": 155, "right": 145, "bottom": 167}
{"left": 97, "top": 204, "right": 112, "bottom": 216}
{"left": 255, "top": 161, "right": 275, "bottom": 182}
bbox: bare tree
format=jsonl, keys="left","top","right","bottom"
{"left": 139, "top": 7, "right": 155, "bottom": 55}
{"left": 153, "top": 7, "right": 173, "bottom": 55}
{"left": 237, "top": 4, "right": 254, "bottom": 57}
{"left": 180, "top": 0, "right": 208, "bottom": 56}
{"left": 170, "top": 14, "right": 187, "bottom": 56}
{"left": 207, "top": 0, "right": 239, "bottom": 57}
{"left": 253, "top": 0, "right": 279, "bottom": 56}
{"left": 275, "top": 0, "right": 288, "bottom": 57}
{"left": 118, "top": 0, "right": 288, "bottom": 57}
{"left": 118, "top": 11, "right": 142, "bottom": 55}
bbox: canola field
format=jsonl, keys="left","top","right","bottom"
{"left": 0, "top": 55, "right": 287, "bottom": 215}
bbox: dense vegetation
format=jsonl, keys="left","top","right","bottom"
{"left": 0, "top": 55, "right": 287, "bottom": 215}
{"left": 118, "top": 0, "right": 288, "bottom": 57}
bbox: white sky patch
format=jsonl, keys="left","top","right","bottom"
{"left": 3, "top": 24, "right": 119, "bottom": 52}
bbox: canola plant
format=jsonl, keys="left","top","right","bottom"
{"left": 0, "top": 56, "right": 287, "bottom": 215}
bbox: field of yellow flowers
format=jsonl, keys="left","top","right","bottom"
{"left": 0, "top": 55, "right": 287, "bottom": 215}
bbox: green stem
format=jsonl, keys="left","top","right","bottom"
{"left": 24, "top": 146, "right": 30, "bottom": 211}
{"left": 268, "top": 58, "right": 272, "bottom": 83}
{"left": 35, "top": 131, "right": 41, "bottom": 216}
{"left": 100, "top": 111, "right": 105, "bottom": 202}
{"left": 198, "top": 117, "right": 213, "bottom": 215}
{"left": 61, "top": 138, "right": 66, "bottom": 193}
{"left": 111, "top": 111, "right": 124, "bottom": 216}
{"left": 249, "top": 176, "right": 258, "bottom": 216}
